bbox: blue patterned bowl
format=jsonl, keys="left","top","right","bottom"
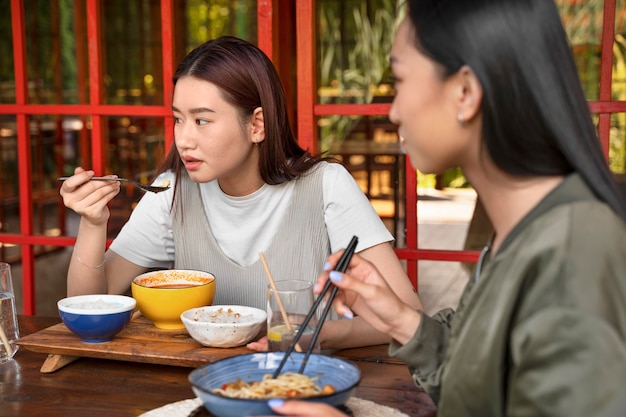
{"left": 58, "top": 294, "right": 136, "bottom": 343}
{"left": 189, "top": 352, "right": 361, "bottom": 417}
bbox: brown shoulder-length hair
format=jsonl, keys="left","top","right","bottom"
{"left": 153, "top": 36, "right": 332, "bottom": 207}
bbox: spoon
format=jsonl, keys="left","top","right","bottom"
{"left": 57, "top": 177, "right": 171, "bottom": 193}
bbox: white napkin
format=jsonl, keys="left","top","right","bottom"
{"left": 139, "top": 396, "right": 410, "bottom": 417}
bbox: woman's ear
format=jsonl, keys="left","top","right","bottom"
{"left": 455, "top": 65, "right": 483, "bottom": 124}
{"left": 250, "top": 107, "right": 265, "bottom": 144}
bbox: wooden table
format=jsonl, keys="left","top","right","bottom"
{"left": 0, "top": 316, "right": 437, "bottom": 417}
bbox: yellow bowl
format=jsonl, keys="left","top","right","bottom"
{"left": 131, "top": 269, "right": 216, "bottom": 329}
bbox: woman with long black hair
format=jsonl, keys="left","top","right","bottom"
{"left": 272, "top": 1, "right": 626, "bottom": 415}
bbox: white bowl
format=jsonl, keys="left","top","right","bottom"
{"left": 181, "top": 305, "right": 267, "bottom": 348}
{"left": 57, "top": 294, "right": 137, "bottom": 343}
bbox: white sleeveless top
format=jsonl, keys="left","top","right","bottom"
{"left": 174, "top": 164, "right": 329, "bottom": 309}
{"left": 110, "top": 162, "right": 393, "bottom": 309}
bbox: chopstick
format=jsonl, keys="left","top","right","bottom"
{"left": 259, "top": 252, "right": 302, "bottom": 352}
{"left": 272, "top": 235, "right": 358, "bottom": 378}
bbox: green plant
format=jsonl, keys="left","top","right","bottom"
{"left": 558, "top": 0, "right": 626, "bottom": 174}
{"left": 611, "top": 34, "right": 626, "bottom": 173}
{"left": 317, "top": 0, "right": 403, "bottom": 152}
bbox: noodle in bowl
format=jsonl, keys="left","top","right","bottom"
{"left": 189, "top": 352, "right": 361, "bottom": 417}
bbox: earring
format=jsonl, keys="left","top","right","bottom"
{"left": 457, "top": 113, "right": 466, "bottom": 126}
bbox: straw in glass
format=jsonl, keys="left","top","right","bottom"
{"left": 259, "top": 252, "right": 302, "bottom": 353}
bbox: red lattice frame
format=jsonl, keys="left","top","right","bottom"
{"left": 1, "top": 0, "right": 624, "bottom": 313}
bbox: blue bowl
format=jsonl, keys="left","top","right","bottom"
{"left": 58, "top": 294, "right": 136, "bottom": 343}
{"left": 189, "top": 352, "right": 361, "bottom": 417}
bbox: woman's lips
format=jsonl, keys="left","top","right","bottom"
{"left": 183, "top": 158, "right": 202, "bottom": 171}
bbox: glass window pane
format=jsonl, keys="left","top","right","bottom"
{"left": 316, "top": 0, "right": 402, "bottom": 105}
{"left": 613, "top": 3, "right": 626, "bottom": 175}
{"left": 556, "top": 0, "right": 604, "bottom": 101}
{"left": 318, "top": 114, "right": 399, "bottom": 152}
{"left": 610, "top": 112, "right": 626, "bottom": 174}
{"left": 0, "top": 116, "right": 18, "bottom": 238}
{"left": 62, "top": 115, "right": 93, "bottom": 174}
{"left": 27, "top": 114, "right": 84, "bottom": 237}
{"left": 101, "top": 0, "right": 163, "bottom": 105}
{"left": 319, "top": 115, "right": 405, "bottom": 241}
{"left": 182, "top": 0, "right": 258, "bottom": 54}
{"left": 105, "top": 116, "right": 166, "bottom": 178}
{"left": 24, "top": 0, "right": 89, "bottom": 104}
{"left": 617, "top": 0, "right": 626, "bottom": 35}
{"left": 0, "top": 1, "right": 15, "bottom": 104}
{"left": 104, "top": 115, "right": 166, "bottom": 239}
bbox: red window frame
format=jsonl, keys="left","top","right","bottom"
{"left": 1, "top": 0, "right": 624, "bottom": 314}
{"left": 294, "top": 0, "right": 624, "bottom": 289}
{"left": 1, "top": 0, "right": 274, "bottom": 314}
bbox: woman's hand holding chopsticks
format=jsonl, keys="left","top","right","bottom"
{"left": 316, "top": 251, "right": 422, "bottom": 347}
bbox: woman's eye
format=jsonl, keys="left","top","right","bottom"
{"left": 173, "top": 116, "right": 183, "bottom": 124}
{"left": 196, "top": 119, "right": 209, "bottom": 126}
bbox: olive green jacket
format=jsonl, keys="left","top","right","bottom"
{"left": 391, "top": 174, "right": 626, "bottom": 417}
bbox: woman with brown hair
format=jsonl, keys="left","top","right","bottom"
{"left": 59, "top": 36, "right": 420, "bottom": 351}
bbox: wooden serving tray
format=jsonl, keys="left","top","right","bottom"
{"left": 17, "top": 315, "right": 255, "bottom": 373}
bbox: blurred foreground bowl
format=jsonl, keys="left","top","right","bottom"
{"left": 189, "top": 352, "right": 361, "bottom": 417}
{"left": 58, "top": 294, "right": 136, "bottom": 343}
{"left": 131, "top": 269, "right": 216, "bottom": 329}
{"left": 181, "top": 305, "right": 266, "bottom": 348}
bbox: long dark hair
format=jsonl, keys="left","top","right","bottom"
{"left": 406, "top": 0, "right": 626, "bottom": 220}
{"left": 154, "top": 36, "right": 327, "bottom": 203}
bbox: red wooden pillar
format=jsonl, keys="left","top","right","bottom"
{"left": 86, "top": 0, "right": 105, "bottom": 174}
{"left": 11, "top": 0, "right": 35, "bottom": 314}
{"left": 295, "top": 0, "right": 316, "bottom": 154}
{"left": 598, "top": 0, "right": 616, "bottom": 158}
{"left": 161, "top": 0, "right": 175, "bottom": 150}
{"left": 257, "top": 0, "right": 276, "bottom": 59}
{"left": 404, "top": 156, "right": 418, "bottom": 288}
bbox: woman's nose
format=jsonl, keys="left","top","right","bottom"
{"left": 175, "top": 123, "right": 196, "bottom": 149}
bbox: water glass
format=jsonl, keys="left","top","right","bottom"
{"left": 0, "top": 262, "right": 19, "bottom": 364}
{"left": 267, "top": 280, "right": 320, "bottom": 353}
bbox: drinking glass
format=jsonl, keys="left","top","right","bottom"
{"left": 0, "top": 262, "right": 19, "bottom": 364}
{"left": 267, "top": 280, "right": 320, "bottom": 353}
